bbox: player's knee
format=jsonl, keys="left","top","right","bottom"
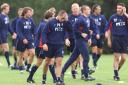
{"left": 56, "top": 59, "right": 62, "bottom": 66}
{"left": 36, "top": 59, "right": 43, "bottom": 66}
{"left": 115, "top": 57, "right": 120, "bottom": 62}
{"left": 45, "top": 59, "right": 50, "bottom": 66}
{"left": 121, "top": 57, "right": 126, "bottom": 62}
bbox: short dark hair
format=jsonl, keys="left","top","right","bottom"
{"left": 117, "top": 3, "right": 125, "bottom": 7}
{"left": 58, "top": 10, "right": 67, "bottom": 16}
{"left": 92, "top": 4, "right": 101, "bottom": 13}
{"left": 81, "top": 5, "right": 89, "bottom": 13}
{"left": 44, "top": 10, "right": 54, "bottom": 19}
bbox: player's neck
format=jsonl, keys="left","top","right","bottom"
{"left": 82, "top": 13, "right": 88, "bottom": 17}
{"left": 93, "top": 12, "right": 99, "bottom": 16}
{"left": 72, "top": 13, "right": 79, "bottom": 16}
{"left": 117, "top": 13, "right": 123, "bottom": 16}
{"left": 1, "top": 12, "right": 7, "bottom": 15}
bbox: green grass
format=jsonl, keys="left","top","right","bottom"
{"left": 0, "top": 55, "right": 128, "bottom": 85}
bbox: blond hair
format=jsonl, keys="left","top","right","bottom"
{"left": 1, "top": 3, "right": 9, "bottom": 10}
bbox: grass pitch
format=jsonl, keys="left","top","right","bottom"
{"left": 0, "top": 54, "right": 128, "bottom": 85}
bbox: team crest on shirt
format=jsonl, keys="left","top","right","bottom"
{"left": 99, "top": 18, "right": 101, "bottom": 21}
{"left": 74, "top": 18, "right": 78, "bottom": 22}
{"left": 86, "top": 18, "right": 90, "bottom": 27}
{"left": 114, "top": 18, "right": 117, "bottom": 22}
{"left": 94, "top": 19, "right": 101, "bottom": 26}
{"left": 4, "top": 17, "right": 9, "bottom": 24}
{"left": 55, "top": 23, "right": 64, "bottom": 31}
{"left": 24, "top": 21, "right": 32, "bottom": 29}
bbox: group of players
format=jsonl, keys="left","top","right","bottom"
{"left": 0, "top": 2, "right": 128, "bottom": 85}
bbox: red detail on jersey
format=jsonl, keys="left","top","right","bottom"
{"left": 39, "top": 33, "right": 43, "bottom": 49}
{"left": 108, "top": 21, "right": 112, "bottom": 31}
{"left": 79, "top": 24, "right": 84, "bottom": 32}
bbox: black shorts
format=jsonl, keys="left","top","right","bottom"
{"left": 112, "top": 36, "right": 128, "bottom": 53}
{"left": 91, "top": 35, "right": 104, "bottom": 48}
{"left": 12, "top": 39, "right": 17, "bottom": 47}
{"left": 35, "top": 47, "right": 45, "bottom": 59}
{"left": 16, "top": 40, "right": 34, "bottom": 52}
{"left": 0, "top": 35, "right": 8, "bottom": 44}
{"left": 45, "top": 43, "right": 64, "bottom": 58}
{"left": 67, "top": 38, "right": 75, "bottom": 52}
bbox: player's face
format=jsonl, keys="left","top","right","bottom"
{"left": 25, "top": 10, "right": 32, "bottom": 18}
{"left": 4, "top": 6, "right": 10, "bottom": 15}
{"left": 30, "top": 10, "right": 34, "bottom": 17}
{"left": 18, "top": 9, "right": 23, "bottom": 17}
{"left": 95, "top": 6, "right": 101, "bottom": 15}
{"left": 116, "top": 5, "right": 123, "bottom": 15}
{"left": 60, "top": 13, "right": 68, "bottom": 22}
{"left": 84, "top": 7, "right": 91, "bottom": 16}
{"left": 71, "top": 5, "right": 80, "bottom": 15}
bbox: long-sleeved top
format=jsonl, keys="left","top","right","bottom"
{"left": 68, "top": 14, "right": 81, "bottom": 38}
{"left": 0, "top": 13, "right": 13, "bottom": 37}
{"left": 11, "top": 17, "right": 20, "bottom": 33}
{"left": 90, "top": 14, "right": 108, "bottom": 36}
{"left": 35, "top": 20, "right": 46, "bottom": 47}
{"left": 74, "top": 15, "right": 99, "bottom": 40}
{"left": 108, "top": 14, "right": 128, "bottom": 36}
{"left": 42, "top": 18, "right": 71, "bottom": 45}
{"left": 16, "top": 17, "right": 36, "bottom": 42}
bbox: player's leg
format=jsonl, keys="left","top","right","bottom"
{"left": 68, "top": 38, "right": 77, "bottom": 79}
{"left": 11, "top": 47, "right": 18, "bottom": 69}
{"left": 71, "top": 60, "right": 77, "bottom": 79}
{"left": 94, "top": 39, "right": 104, "bottom": 70}
{"left": 91, "top": 36, "right": 98, "bottom": 68}
{"left": 92, "top": 46, "right": 98, "bottom": 66}
{"left": 27, "top": 47, "right": 44, "bottom": 83}
{"left": 112, "top": 36, "right": 127, "bottom": 81}
{"left": 55, "top": 56, "right": 63, "bottom": 85}
{"left": 1, "top": 43, "right": 11, "bottom": 67}
{"left": 118, "top": 37, "right": 128, "bottom": 71}
{"left": 61, "top": 47, "right": 80, "bottom": 83}
{"left": 79, "top": 55, "right": 84, "bottom": 79}
{"left": 55, "top": 44, "right": 65, "bottom": 85}
{"left": 118, "top": 53, "right": 127, "bottom": 71}
{"left": 42, "top": 44, "right": 53, "bottom": 85}
{"left": 49, "top": 58, "right": 57, "bottom": 83}
{"left": 18, "top": 51, "right": 25, "bottom": 73}
{"left": 11, "top": 39, "right": 18, "bottom": 69}
{"left": 113, "top": 53, "right": 120, "bottom": 81}
{"left": 23, "top": 50, "right": 29, "bottom": 66}
{"left": 79, "top": 41, "right": 95, "bottom": 81}
{"left": 16, "top": 40, "right": 26, "bottom": 73}
{"left": 42, "top": 57, "right": 51, "bottom": 85}
{"left": 26, "top": 42, "right": 35, "bottom": 72}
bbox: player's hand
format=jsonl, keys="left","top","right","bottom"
{"left": 105, "top": 31, "right": 108, "bottom": 39}
{"left": 123, "top": 7, "right": 127, "bottom": 14}
{"left": 96, "top": 34, "right": 100, "bottom": 39}
{"left": 89, "top": 30, "right": 93, "bottom": 35}
{"left": 88, "top": 39, "right": 92, "bottom": 46}
{"left": 65, "top": 38, "right": 70, "bottom": 47}
{"left": 43, "top": 44, "right": 48, "bottom": 51}
{"left": 107, "top": 40, "right": 112, "bottom": 48}
{"left": 81, "top": 33, "right": 88, "bottom": 38}
{"left": 23, "top": 39, "right": 28, "bottom": 44}
{"left": 12, "top": 33, "right": 17, "bottom": 39}
{"left": 123, "top": 7, "right": 128, "bottom": 18}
